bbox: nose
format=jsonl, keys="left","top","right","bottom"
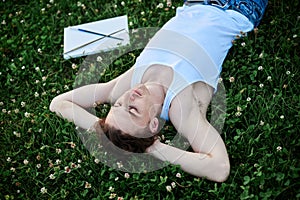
{"left": 129, "top": 90, "right": 141, "bottom": 102}
{"left": 129, "top": 92, "right": 135, "bottom": 101}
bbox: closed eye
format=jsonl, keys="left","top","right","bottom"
{"left": 114, "top": 102, "right": 121, "bottom": 107}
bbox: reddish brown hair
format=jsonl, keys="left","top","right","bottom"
{"left": 96, "top": 119, "right": 156, "bottom": 153}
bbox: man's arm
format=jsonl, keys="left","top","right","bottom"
{"left": 147, "top": 137, "right": 229, "bottom": 182}
{"left": 149, "top": 101, "right": 230, "bottom": 182}
{"left": 49, "top": 68, "right": 134, "bottom": 129}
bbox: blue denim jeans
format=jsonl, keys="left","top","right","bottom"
{"left": 184, "top": 0, "right": 268, "bottom": 27}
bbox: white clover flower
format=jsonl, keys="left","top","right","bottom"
{"left": 109, "top": 193, "right": 116, "bottom": 199}
{"left": 7, "top": 157, "right": 11, "bottom": 162}
{"left": 246, "top": 97, "right": 251, "bottom": 102}
{"left": 218, "top": 77, "right": 223, "bottom": 83}
{"left": 1, "top": 20, "right": 6, "bottom": 25}
{"left": 56, "top": 148, "right": 62, "bottom": 154}
{"left": 108, "top": 186, "right": 114, "bottom": 192}
{"left": 64, "top": 166, "right": 71, "bottom": 173}
{"left": 237, "top": 106, "right": 242, "bottom": 112}
{"left": 85, "top": 182, "right": 92, "bottom": 188}
{"left": 141, "top": 11, "right": 145, "bottom": 15}
{"left": 10, "top": 167, "right": 16, "bottom": 172}
{"left": 40, "top": 187, "right": 47, "bottom": 194}
{"left": 276, "top": 146, "right": 282, "bottom": 152}
{"left": 124, "top": 173, "right": 130, "bottom": 179}
{"left": 121, "top": 1, "right": 125, "bottom": 6}
{"left": 167, "top": 0, "right": 172, "bottom": 7}
{"left": 259, "top": 120, "right": 264, "bottom": 126}
{"left": 49, "top": 174, "right": 56, "bottom": 179}
{"left": 94, "top": 158, "right": 100, "bottom": 164}
{"left": 70, "top": 142, "right": 76, "bottom": 148}
{"left": 157, "top": 3, "right": 164, "bottom": 8}
{"left": 38, "top": 48, "right": 42, "bottom": 54}
{"left": 286, "top": 71, "right": 291, "bottom": 75}
{"left": 176, "top": 173, "right": 181, "bottom": 178}
{"left": 241, "top": 42, "right": 246, "bottom": 47}
{"left": 0, "top": 102, "right": 3, "bottom": 106}
{"left": 55, "top": 159, "right": 61, "bottom": 165}
{"left": 258, "top": 66, "right": 263, "bottom": 71}
{"left": 13, "top": 131, "right": 20, "bottom": 137}
{"left": 235, "top": 112, "right": 242, "bottom": 117}
{"left": 21, "top": 101, "right": 26, "bottom": 107}
{"left": 117, "top": 162, "right": 123, "bottom": 168}
{"left": 34, "top": 92, "right": 39, "bottom": 97}
{"left": 229, "top": 77, "right": 235, "bottom": 83}
{"left": 171, "top": 182, "right": 176, "bottom": 188}
{"left": 280, "top": 115, "right": 284, "bottom": 119}
{"left": 267, "top": 76, "right": 272, "bottom": 81}
{"left": 166, "top": 185, "right": 172, "bottom": 192}
{"left": 23, "top": 159, "right": 29, "bottom": 165}
{"left": 115, "top": 177, "right": 119, "bottom": 181}
{"left": 21, "top": 66, "right": 25, "bottom": 70}
{"left": 71, "top": 162, "right": 77, "bottom": 168}
{"left": 72, "top": 63, "right": 77, "bottom": 69}
{"left": 25, "top": 112, "right": 30, "bottom": 118}
{"left": 129, "top": 21, "right": 133, "bottom": 26}
{"left": 2, "top": 109, "right": 7, "bottom": 113}
{"left": 49, "top": 0, "right": 54, "bottom": 4}
{"left": 259, "top": 83, "right": 264, "bottom": 88}
{"left": 36, "top": 164, "right": 41, "bottom": 168}
{"left": 96, "top": 56, "right": 103, "bottom": 62}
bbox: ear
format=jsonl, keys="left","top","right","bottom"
{"left": 149, "top": 117, "right": 159, "bottom": 134}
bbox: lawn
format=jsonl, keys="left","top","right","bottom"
{"left": 1, "top": 0, "right": 299, "bottom": 199}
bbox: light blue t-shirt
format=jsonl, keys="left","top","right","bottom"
{"left": 131, "top": 5, "right": 254, "bottom": 121}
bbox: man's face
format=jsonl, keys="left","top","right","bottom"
{"left": 106, "top": 83, "right": 162, "bottom": 138}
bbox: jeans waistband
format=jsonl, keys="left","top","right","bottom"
{"left": 184, "top": 0, "right": 268, "bottom": 27}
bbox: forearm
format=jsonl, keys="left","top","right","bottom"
{"left": 50, "top": 100, "right": 99, "bottom": 130}
{"left": 50, "top": 84, "right": 105, "bottom": 108}
{"left": 148, "top": 142, "right": 230, "bottom": 182}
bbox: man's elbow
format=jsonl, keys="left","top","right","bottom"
{"left": 49, "top": 97, "right": 69, "bottom": 114}
{"left": 214, "top": 160, "right": 230, "bottom": 183}
{"left": 49, "top": 97, "right": 60, "bottom": 112}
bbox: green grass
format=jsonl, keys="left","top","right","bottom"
{"left": 1, "top": 0, "right": 299, "bottom": 199}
